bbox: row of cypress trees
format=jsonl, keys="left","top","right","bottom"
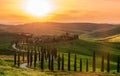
{"left": 14, "top": 51, "right": 120, "bottom": 72}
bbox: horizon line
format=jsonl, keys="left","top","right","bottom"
{"left": 0, "top": 21, "right": 120, "bottom": 25}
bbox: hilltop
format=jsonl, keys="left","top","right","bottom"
{"left": 97, "top": 34, "right": 120, "bottom": 42}
{"left": 0, "top": 22, "right": 118, "bottom": 37}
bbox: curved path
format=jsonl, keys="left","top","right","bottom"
{"left": 12, "top": 44, "right": 19, "bottom": 51}
{"left": 12, "top": 44, "right": 31, "bottom": 70}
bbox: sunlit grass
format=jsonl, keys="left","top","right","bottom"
{"left": 30, "top": 53, "right": 118, "bottom": 73}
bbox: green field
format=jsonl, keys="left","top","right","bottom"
{"left": 0, "top": 35, "right": 120, "bottom": 76}
{"left": 38, "top": 39, "right": 120, "bottom": 57}
{"left": 22, "top": 39, "right": 120, "bottom": 73}
{"left": 0, "top": 35, "right": 53, "bottom": 76}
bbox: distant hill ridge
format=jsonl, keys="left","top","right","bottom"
{"left": 0, "top": 22, "right": 120, "bottom": 38}
{"left": 97, "top": 34, "right": 120, "bottom": 42}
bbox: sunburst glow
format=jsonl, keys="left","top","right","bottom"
{"left": 23, "top": 0, "right": 54, "bottom": 18}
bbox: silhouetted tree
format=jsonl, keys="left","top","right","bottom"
{"left": 117, "top": 56, "right": 120, "bottom": 72}
{"left": 58, "top": 53, "right": 61, "bottom": 70}
{"left": 74, "top": 54, "right": 77, "bottom": 71}
{"left": 51, "top": 55, "right": 54, "bottom": 71}
{"left": 68, "top": 52, "right": 71, "bottom": 71}
{"left": 41, "top": 51, "right": 44, "bottom": 71}
{"left": 27, "top": 48, "right": 30, "bottom": 66}
{"left": 14, "top": 52, "right": 17, "bottom": 66}
{"left": 30, "top": 50, "right": 33, "bottom": 67}
{"left": 107, "top": 53, "right": 110, "bottom": 72}
{"left": 22, "top": 52, "right": 25, "bottom": 62}
{"left": 80, "top": 58, "right": 82, "bottom": 72}
{"left": 93, "top": 51, "right": 96, "bottom": 72}
{"left": 86, "top": 59, "right": 88, "bottom": 72}
{"left": 48, "top": 54, "right": 51, "bottom": 70}
{"left": 34, "top": 49, "right": 37, "bottom": 68}
{"left": 18, "top": 52, "right": 20, "bottom": 67}
{"left": 38, "top": 50, "right": 41, "bottom": 61}
{"left": 62, "top": 53, "right": 64, "bottom": 71}
{"left": 101, "top": 55, "right": 104, "bottom": 72}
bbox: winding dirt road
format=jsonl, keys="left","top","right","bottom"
{"left": 12, "top": 44, "right": 31, "bottom": 69}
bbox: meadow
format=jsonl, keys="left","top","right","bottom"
{"left": 0, "top": 35, "right": 120, "bottom": 76}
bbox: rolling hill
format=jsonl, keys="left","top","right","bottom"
{"left": 0, "top": 22, "right": 120, "bottom": 40}
{"left": 97, "top": 34, "right": 120, "bottom": 42}
{"left": 89, "top": 26, "right": 120, "bottom": 38}
{"left": 0, "top": 22, "right": 117, "bottom": 36}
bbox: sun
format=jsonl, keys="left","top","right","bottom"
{"left": 23, "top": 0, "right": 54, "bottom": 18}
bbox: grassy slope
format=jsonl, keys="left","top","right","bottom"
{"left": 0, "top": 35, "right": 52, "bottom": 76}
{"left": 97, "top": 34, "right": 120, "bottom": 42}
{"left": 0, "top": 64, "right": 49, "bottom": 76}
{"left": 89, "top": 26, "right": 120, "bottom": 38}
{"left": 33, "top": 39, "right": 120, "bottom": 73}
{"left": 33, "top": 53, "right": 117, "bottom": 72}
{"left": 0, "top": 35, "right": 120, "bottom": 75}
{"left": 44, "top": 39, "right": 120, "bottom": 57}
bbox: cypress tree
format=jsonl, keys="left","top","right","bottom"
{"left": 107, "top": 53, "right": 110, "bottom": 73}
{"left": 44, "top": 48, "right": 47, "bottom": 61}
{"left": 41, "top": 51, "right": 44, "bottom": 71}
{"left": 80, "top": 58, "right": 82, "bottom": 72}
{"left": 68, "top": 52, "right": 71, "bottom": 71}
{"left": 14, "top": 52, "right": 17, "bottom": 66}
{"left": 35, "top": 49, "right": 37, "bottom": 62}
{"left": 101, "top": 55, "right": 104, "bottom": 72}
{"left": 18, "top": 52, "right": 20, "bottom": 67}
{"left": 93, "top": 51, "right": 96, "bottom": 72}
{"left": 30, "top": 50, "right": 33, "bottom": 67}
{"left": 38, "top": 50, "right": 41, "bottom": 61}
{"left": 117, "top": 56, "right": 120, "bottom": 72}
{"left": 62, "top": 53, "right": 64, "bottom": 71}
{"left": 48, "top": 54, "right": 51, "bottom": 70}
{"left": 51, "top": 55, "right": 54, "bottom": 71}
{"left": 74, "top": 54, "right": 77, "bottom": 71}
{"left": 22, "top": 52, "right": 25, "bottom": 63}
{"left": 58, "top": 53, "right": 61, "bottom": 70}
{"left": 34, "top": 49, "right": 37, "bottom": 68}
{"left": 27, "top": 48, "right": 30, "bottom": 67}
{"left": 86, "top": 59, "right": 88, "bottom": 72}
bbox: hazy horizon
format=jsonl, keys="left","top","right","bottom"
{"left": 1, "top": 21, "right": 120, "bottom": 25}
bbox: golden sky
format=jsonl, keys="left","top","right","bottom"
{"left": 0, "top": 0, "right": 120, "bottom": 24}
